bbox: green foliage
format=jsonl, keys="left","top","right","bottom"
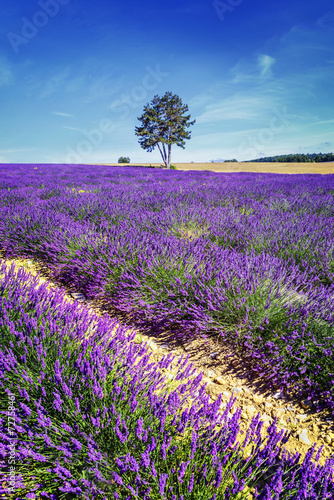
{"left": 170, "top": 164, "right": 177, "bottom": 170}
{"left": 135, "top": 91, "right": 195, "bottom": 169}
{"left": 118, "top": 156, "right": 130, "bottom": 163}
{"left": 248, "top": 152, "right": 334, "bottom": 163}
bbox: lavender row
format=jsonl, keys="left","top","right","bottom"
{"left": 0, "top": 262, "right": 333, "bottom": 498}
{"left": 0, "top": 165, "right": 334, "bottom": 412}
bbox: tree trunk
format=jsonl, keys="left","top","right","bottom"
{"left": 162, "top": 143, "right": 168, "bottom": 167}
{"left": 157, "top": 143, "right": 167, "bottom": 167}
{"left": 167, "top": 143, "right": 172, "bottom": 169}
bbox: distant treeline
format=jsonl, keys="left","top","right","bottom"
{"left": 247, "top": 152, "right": 334, "bottom": 163}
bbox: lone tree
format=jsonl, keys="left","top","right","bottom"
{"left": 135, "top": 91, "right": 195, "bottom": 169}
{"left": 118, "top": 156, "right": 130, "bottom": 163}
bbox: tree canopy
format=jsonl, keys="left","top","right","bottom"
{"left": 247, "top": 152, "right": 334, "bottom": 163}
{"left": 118, "top": 156, "right": 130, "bottom": 163}
{"left": 135, "top": 91, "right": 195, "bottom": 169}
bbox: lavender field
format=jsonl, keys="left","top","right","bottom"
{"left": 1, "top": 163, "right": 334, "bottom": 498}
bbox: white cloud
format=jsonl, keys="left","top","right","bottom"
{"left": 257, "top": 54, "right": 276, "bottom": 77}
{"left": 196, "top": 95, "right": 275, "bottom": 124}
{"left": 62, "top": 126, "right": 82, "bottom": 132}
{"left": 300, "top": 119, "right": 334, "bottom": 129}
{"left": 52, "top": 112, "right": 74, "bottom": 117}
{"left": 229, "top": 54, "right": 276, "bottom": 83}
{"left": 312, "top": 119, "right": 334, "bottom": 126}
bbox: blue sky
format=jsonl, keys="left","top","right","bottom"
{"left": 0, "top": 0, "right": 333, "bottom": 164}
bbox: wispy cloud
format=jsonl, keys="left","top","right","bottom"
{"left": 229, "top": 54, "right": 276, "bottom": 83}
{"left": 301, "top": 119, "right": 334, "bottom": 129}
{"left": 38, "top": 67, "right": 72, "bottom": 99}
{"left": 279, "top": 24, "right": 334, "bottom": 54}
{"left": 312, "top": 119, "right": 334, "bottom": 126}
{"left": 0, "top": 57, "right": 14, "bottom": 87}
{"left": 0, "top": 148, "right": 37, "bottom": 153}
{"left": 52, "top": 112, "right": 74, "bottom": 117}
{"left": 196, "top": 95, "right": 276, "bottom": 124}
{"left": 258, "top": 54, "right": 276, "bottom": 77}
{"left": 317, "top": 10, "right": 334, "bottom": 28}
{"left": 229, "top": 58, "right": 258, "bottom": 84}
{"left": 62, "top": 126, "right": 82, "bottom": 132}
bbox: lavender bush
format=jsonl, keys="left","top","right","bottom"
{"left": 0, "top": 262, "right": 333, "bottom": 498}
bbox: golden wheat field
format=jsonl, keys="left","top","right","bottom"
{"left": 101, "top": 162, "right": 334, "bottom": 174}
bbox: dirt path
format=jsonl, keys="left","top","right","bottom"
{"left": 1, "top": 255, "right": 333, "bottom": 465}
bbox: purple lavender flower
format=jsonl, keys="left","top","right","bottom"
{"left": 159, "top": 473, "right": 168, "bottom": 497}
{"left": 188, "top": 473, "right": 194, "bottom": 492}
{"left": 140, "top": 449, "right": 150, "bottom": 469}
{"left": 135, "top": 416, "right": 144, "bottom": 440}
{"left": 151, "top": 463, "right": 157, "bottom": 478}
{"left": 178, "top": 460, "right": 190, "bottom": 484}
{"left": 112, "top": 472, "right": 124, "bottom": 486}
{"left": 19, "top": 402, "right": 32, "bottom": 417}
{"left": 71, "top": 438, "right": 82, "bottom": 451}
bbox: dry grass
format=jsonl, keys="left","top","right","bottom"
{"left": 99, "top": 162, "right": 334, "bottom": 174}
